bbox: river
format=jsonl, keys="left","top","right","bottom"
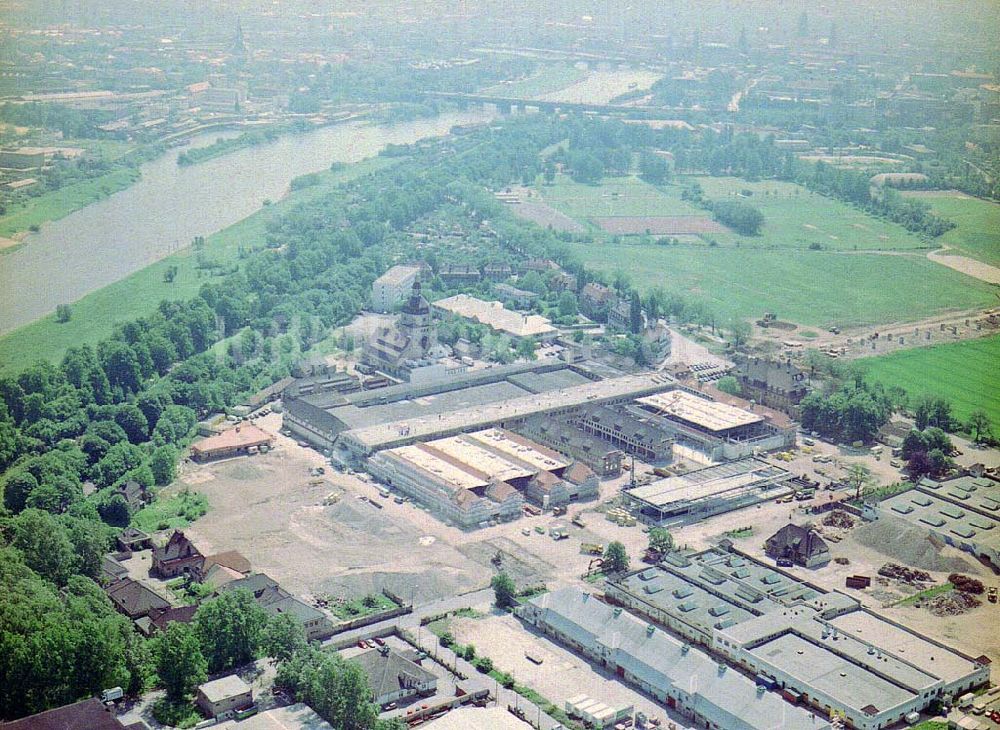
{"left": 0, "top": 111, "right": 493, "bottom": 334}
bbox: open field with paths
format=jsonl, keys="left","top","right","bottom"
{"left": 694, "top": 176, "right": 932, "bottom": 251}
{"left": 857, "top": 334, "right": 1000, "bottom": 429}
{"left": 563, "top": 240, "right": 997, "bottom": 328}
{"left": 0, "top": 156, "right": 397, "bottom": 374}
{"left": 540, "top": 175, "right": 995, "bottom": 327}
{"left": 540, "top": 175, "right": 934, "bottom": 252}
{"left": 905, "top": 191, "right": 1000, "bottom": 267}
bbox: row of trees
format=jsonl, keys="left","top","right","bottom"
{"left": 799, "top": 377, "right": 896, "bottom": 444}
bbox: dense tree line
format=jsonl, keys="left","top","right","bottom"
{"left": 799, "top": 376, "right": 895, "bottom": 444}
{"left": 710, "top": 200, "right": 764, "bottom": 235}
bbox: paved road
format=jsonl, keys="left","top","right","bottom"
{"left": 407, "top": 627, "right": 566, "bottom": 730}
{"left": 326, "top": 588, "right": 566, "bottom": 729}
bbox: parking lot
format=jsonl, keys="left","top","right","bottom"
{"left": 447, "top": 612, "right": 693, "bottom": 729}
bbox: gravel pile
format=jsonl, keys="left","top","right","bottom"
{"left": 852, "top": 516, "right": 973, "bottom": 573}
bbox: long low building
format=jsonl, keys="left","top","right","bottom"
{"left": 190, "top": 424, "right": 275, "bottom": 461}
{"left": 869, "top": 474, "right": 1000, "bottom": 569}
{"left": 283, "top": 361, "right": 599, "bottom": 453}
{"left": 635, "top": 389, "right": 795, "bottom": 463}
{"left": 606, "top": 546, "right": 990, "bottom": 730}
{"left": 517, "top": 587, "right": 831, "bottom": 730}
{"left": 432, "top": 293, "right": 558, "bottom": 341}
{"left": 367, "top": 428, "right": 598, "bottom": 528}
{"left": 621, "top": 457, "right": 796, "bottom": 525}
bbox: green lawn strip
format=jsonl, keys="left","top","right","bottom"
{"left": 0, "top": 156, "right": 399, "bottom": 374}
{"left": 131, "top": 490, "right": 208, "bottom": 533}
{"left": 506, "top": 681, "right": 580, "bottom": 729}
{"left": 0, "top": 167, "right": 141, "bottom": 239}
{"left": 906, "top": 193, "right": 1000, "bottom": 266}
{"left": 565, "top": 241, "right": 995, "bottom": 327}
{"left": 857, "top": 335, "right": 1000, "bottom": 428}
{"left": 892, "top": 583, "right": 953, "bottom": 608}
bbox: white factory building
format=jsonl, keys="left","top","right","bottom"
{"left": 371, "top": 265, "right": 421, "bottom": 313}
{"left": 367, "top": 428, "right": 598, "bottom": 529}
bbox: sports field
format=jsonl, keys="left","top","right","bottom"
{"left": 540, "top": 175, "right": 931, "bottom": 252}
{"left": 904, "top": 191, "right": 1000, "bottom": 267}
{"left": 563, "top": 240, "right": 997, "bottom": 328}
{"left": 857, "top": 335, "right": 1000, "bottom": 429}
{"left": 539, "top": 175, "right": 703, "bottom": 222}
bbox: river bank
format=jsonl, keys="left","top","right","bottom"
{"left": 0, "top": 111, "right": 492, "bottom": 336}
{"left": 0, "top": 110, "right": 493, "bottom": 371}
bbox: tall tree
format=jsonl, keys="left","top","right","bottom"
{"left": 156, "top": 623, "right": 207, "bottom": 702}
{"left": 968, "top": 410, "right": 992, "bottom": 444}
{"left": 262, "top": 613, "right": 307, "bottom": 663}
{"left": 491, "top": 572, "right": 517, "bottom": 609}
{"left": 647, "top": 528, "right": 674, "bottom": 554}
{"left": 603, "top": 541, "right": 630, "bottom": 573}
{"left": 194, "top": 589, "right": 268, "bottom": 672}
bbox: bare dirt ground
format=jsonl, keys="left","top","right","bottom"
{"left": 448, "top": 612, "right": 691, "bottom": 729}
{"left": 178, "top": 414, "right": 485, "bottom": 604}
{"left": 757, "top": 305, "right": 1000, "bottom": 360}
{"left": 928, "top": 246, "right": 1000, "bottom": 284}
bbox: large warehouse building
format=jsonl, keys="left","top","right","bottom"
{"left": 518, "top": 587, "right": 832, "bottom": 730}
{"left": 367, "top": 428, "right": 598, "bottom": 528}
{"left": 283, "top": 361, "right": 679, "bottom": 461}
{"left": 621, "top": 457, "right": 796, "bottom": 525}
{"left": 605, "top": 546, "right": 990, "bottom": 730}
{"left": 635, "top": 389, "right": 795, "bottom": 463}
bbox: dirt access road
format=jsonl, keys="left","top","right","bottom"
{"left": 756, "top": 305, "right": 1000, "bottom": 361}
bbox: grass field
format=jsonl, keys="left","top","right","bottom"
{"left": 904, "top": 191, "right": 1000, "bottom": 267}
{"left": 540, "top": 174, "right": 995, "bottom": 327}
{"left": 693, "top": 177, "right": 930, "bottom": 251}
{"left": 0, "top": 156, "right": 398, "bottom": 374}
{"left": 857, "top": 335, "right": 1000, "bottom": 429}
{"left": 539, "top": 175, "right": 703, "bottom": 221}
{"left": 131, "top": 490, "right": 208, "bottom": 532}
{"left": 0, "top": 167, "right": 141, "bottom": 239}
{"left": 483, "top": 64, "right": 587, "bottom": 98}
{"left": 564, "top": 240, "right": 997, "bottom": 327}
{"left": 539, "top": 175, "right": 931, "bottom": 252}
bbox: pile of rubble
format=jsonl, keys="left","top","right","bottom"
{"left": 926, "top": 590, "right": 981, "bottom": 617}
{"left": 878, "top": 563, "right": 932, "bottom": 585}
{"left": 823, "top": 510, "right": 856, "bottom": 529}
{"left": 949, "top": 573, "right": 985, "bottom": 594}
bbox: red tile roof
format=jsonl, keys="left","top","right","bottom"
{"left": 190, "top": 424, "right": 274, "bottom": 456}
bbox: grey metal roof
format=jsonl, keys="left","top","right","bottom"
{"left": 525, "top": 588, "right": 829, "bottom": 730}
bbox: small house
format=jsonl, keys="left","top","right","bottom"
{"left": 352, "top": 647, "right": 437, "bottom": 707}
{"left": 764, "top": 524, "right": 831, "bottom": 568}
{"left": 152, "top": 530, "right": 204, "bottom": 578}
{"left": 196, "top": 675, "right": 253, "bottom": 718}
{"left": 116, "top": 526, "right": 153, "bottom": 553}
{"left": 105, "top": 578, "right": 170, "bottom": 619}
